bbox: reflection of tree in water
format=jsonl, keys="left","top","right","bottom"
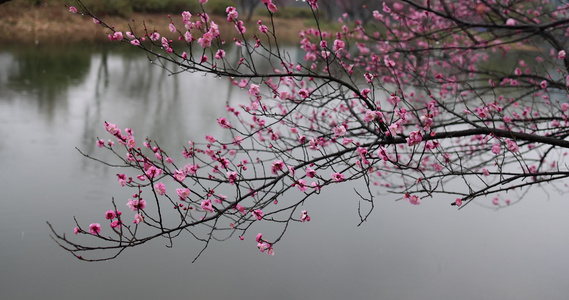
{"left": 79, "top": 47, "right": 186, "bottom": 163}
{"left": 4, "top": 45, "right": 91, "bottom": 121}
{"left": 0, "top": 44, "right": 246, "bottom": 172}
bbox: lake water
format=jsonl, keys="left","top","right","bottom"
{"left": 1, "top": 43, "right": 568, "bottom": 299}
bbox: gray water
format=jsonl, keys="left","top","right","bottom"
{"left": 1, "top": 44, "right": 568, "bottom": 299}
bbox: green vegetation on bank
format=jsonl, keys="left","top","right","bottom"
{"left": 11, "top": 0, "right": 317, "bottom": 18}
{"left": 0, "top": 0, "right": 337, "bottom": 44}
{"left": 9, "top": 0, "right": 234, "bottom": 16}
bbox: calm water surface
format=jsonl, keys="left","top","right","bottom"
{"left": 1, "top": 44, "right": 568, "bottom": 299}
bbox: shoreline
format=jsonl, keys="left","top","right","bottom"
{"left": 0, "top": 5, "right": 307, "bottom": 45}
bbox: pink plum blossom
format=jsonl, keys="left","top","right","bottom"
{"left": 373, "top": 10, "right": 383, "bottom": 21}
{"left": 235, "top": 204, "right": 245, "bottom": 214}
{"left": 176, "top": 188, "right": 191, "bottom": 200}
{"left": 198, "top": 32, "right": 213, "bottom": 48}
{"left": 185, "top": 163, "right": 199, "bottom": 175}
{"left": 105, "top": 210, "right": 116, "bottom": 220}
{"left": 116, "top": 174, "right": 127, "bottom": 186}
{"left": 145, "top": 166, "right": 162, "bottom": 179}
{"left": 409, "top": 195, "right": 420, "bottom": 205}
{"left": 252, "top": 209, "right": 264, "bottom": 220}
{"left": 133, "top": 213, "right": 144, "bottom": 224}
{"left": 505, "top": 139, "right": 519, "bottom": 152}
{"left": 89, "top": 223, "right": 101, "bottom": 235}
{"left": 184, "top": 31, "right": 193, "bottom": 43}
{"left": 296, "top": 179, "right": 308, "bottom": 192}
{"left": 68, "top": 6, "right": 78, "bottom": 13}
{"left": 382, "top": 2, "right": 392, "bottom": 13}
{"left": 149, "top": 32, "right": 160, "bottom": 41}
{"left": 105, "top": 122, "right": 120, "bottom": 135}
{"left": 333, "top": 125, "right": 346, "bottom": 137}
{"left": 267, "top": 3, "right": 277, "bottom": 13}
{"left": 112, "top": 31, "right": 123, "bottom": 41}
{"left": 174, "top": 169, "right": 186, "bottom": 182}
{"left": 271, "top": 160, "right": 285, "bottom": 174}
{"left": 214, "top": 194, "right": 227, "bottom": 204}
{"left": 267, "top": 247, "right": 275, "bottom": 256}
{"left": 227, "top": 171, "right": 238, "bottom": 184}
{"left": 235, "top": 20, "right": 246, "bottom": 34}
{"left": 331, "top": 172, "right": 344, "bottom": 182}
{"left": 311, "top": 182, "right": 320, "bottom": 191}
{"left": 491, "top": 143, "right": 501, "bottom": 154}
{"left": 306, "top": 167, "right": 316, "bottom": 178}
{"left": 363, "top": 110, "right": 378, "bottom": 122}
{"left": 96, "top": 139, "right": 105, "bottom": 148}
{"left": 182, "top": 11, "right": 191, "bottom": 21}
{"left": 201, "top": 199, "right": 214, "bottom": 213}
{"left": 407, "top": 131, "right": 423, "bottom": 146}
{"left": 217, "top": 117, "right": 232, "bottom": 128}
{"left": 258, "top": 242, "right": 269, "bottom": 252}
{"left": 492, "top": 197, "right": 500, "bottom": 205}
{"left": 559, "top": 50, "right": 566, "bottom": 59}
{"left": 110, "top": 220, "right": 122, "bottom": 229}
{"left": 307, "top": 0, "right": 318, "bottom": 9}
{"left": 226, "top": 6, "right": 238, "bottom": 21}
{"left": 215, "top": 49, "right": 226, "bottom": 59}
{"left": 126, "top": 199, "right": 146, "bottom": 211}
{"left": 259, "top": 24, "right": 268, "bottom": 33}
{"left": 404, "top": 193, "right": 421, "bottom": 205}
{"left": 205, "top": 135, "right": 216, "bottom": 143}
{"left": 300, "top": 210, "right": 310, "bottom": 222}
{"left": 288, "top": 166, "right": 295, "bottom": 176}
{"left": 333, "top": 39, "right": 345, "bottom": 51}
{"left": 298, "top": 88, "right": 309, "bottom": 98}
{"left": 126, "top": 136, "right": 136, "bottom": 149}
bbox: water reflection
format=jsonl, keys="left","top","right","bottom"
{"left": 0, "top": 44, "right": 568, "bottom": 300}
{"left": 1, "top": 45, "right": 92, "bottom": 122}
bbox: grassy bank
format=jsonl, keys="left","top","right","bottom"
{"left": 0, "top": 2, "right": 321, "bottom": 45}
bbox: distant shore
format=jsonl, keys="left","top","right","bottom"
{"left": 0, "top": 4, "right": 308, "bottom": 45}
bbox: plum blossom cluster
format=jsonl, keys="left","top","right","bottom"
{"left": 255, "top": 233, "right": 274, "bottom": 256}
{"left": 50, "top": 0, "right": 569, "bottom": 261}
